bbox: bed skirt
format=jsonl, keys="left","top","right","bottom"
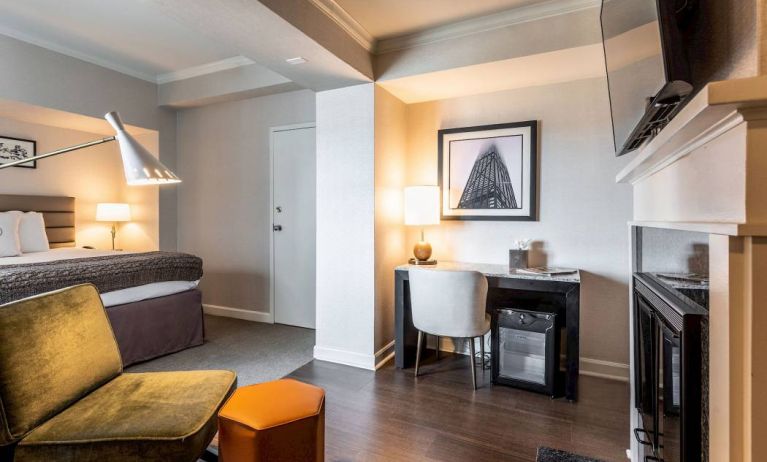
{"left": 106, "top": 289, "right": 204, "bottom": 366}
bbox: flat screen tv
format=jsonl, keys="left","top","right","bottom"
{"left": 601, "top": 0, "right": 696, "bottom": 156}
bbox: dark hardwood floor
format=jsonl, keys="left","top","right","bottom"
{"left": 287, "top": 354, "right": 630, "bottom": 462}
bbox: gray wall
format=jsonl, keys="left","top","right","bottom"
{"left": 176, "top": 89, "right": 315, "bottom": 312}
{"left": 0, "top": 34, "right": 179, "bottom": 250}
{"left": 406, "top": 77, "right": 635, "bottom": 368}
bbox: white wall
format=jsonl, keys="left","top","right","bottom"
{"left": 0, "top": 117, "right": 159, "bottom": 251}
{"left": 175, "top": 89, "right": 315, "bottom": 315}
{"left": 405, "top": 78, "right": 634, "bottom": 371}
{"left": 315, "top": 83, "right": 377, "bottom": 368}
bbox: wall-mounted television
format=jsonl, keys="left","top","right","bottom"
{"left": 601, "top": 0, "right": 696, "bottom": 156}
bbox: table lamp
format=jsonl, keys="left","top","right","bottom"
{"left": 404, "top": 185, "right": 440, "bottom": 265}
{"left": 96, "top": 203, "right": 131, "bottom": 250}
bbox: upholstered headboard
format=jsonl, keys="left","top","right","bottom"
{"left": 0, "top": 194, "right": 75, "bottom": 248}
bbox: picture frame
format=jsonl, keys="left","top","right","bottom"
{"left": 438, "top": 121, "right": 538, "bottom": 221}
{"left": 0, "top": 136, "right": 36, "bottom": 169}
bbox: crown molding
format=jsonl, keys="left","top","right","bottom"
{"left": 0, "top": 26, "right": 156, "bottom": 82}
{"left": 156, "top": 56, "right": 256, "bottom": 84}
{"left": 375, "top": 0, "right": 601, "bottom": 54}
{"left": 307, "top": 0, "right": 376, "bottom": 52}
{"left": 0, "top": 26, "right": 257, "bottom": 85}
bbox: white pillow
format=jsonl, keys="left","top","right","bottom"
{"left": 16, "top": 212, "right": 50, "bottom": 253}
{"left": 0, "top": 212, "right": 22, "bottom": 257}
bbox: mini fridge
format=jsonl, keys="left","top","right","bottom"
{"left": 491, "top": 308, "right": 560, "bottom": 396}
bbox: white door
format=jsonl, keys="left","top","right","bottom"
{"left": 272, "top": 125, "right": 316, "bottom": 328}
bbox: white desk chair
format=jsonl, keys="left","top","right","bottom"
{"left": 409, "top": 268, "right": 490, "bottom": 389}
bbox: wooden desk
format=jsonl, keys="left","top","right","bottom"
{"left": 394, "top": 261, "right": 581, "bottom": 400}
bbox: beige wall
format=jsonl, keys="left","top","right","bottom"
{"left": 176, "top": 89, "right": 315, "bottom": 313}
{"left": 405, "top": 78, "right": 634, "bottom": 368}
{"left": 0, "top": 117, "right": 159, "bottom": 251}
{"left": 373, "top": 85, "right": 407, "bottom": 354}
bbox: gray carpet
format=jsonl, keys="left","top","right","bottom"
{"left": 127, "top": 314, "right": 315, "bottom": 385}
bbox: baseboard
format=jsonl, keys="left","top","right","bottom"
{"left": 436, "top": 339, "right": 629, "bottom": 382}
{"left": 313, "top": 345, "right": 376, "bottom": 370}
{"left": 203, "top": 304, "right": 274, "bottom": 323}
{"left": 579, "top": 357, "right": 629, "bottom": 382}
{"left": 374, "top": 340, "right": 395, "bottom": 369}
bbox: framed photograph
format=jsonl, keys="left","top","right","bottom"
{"left": 0, "top": 136, "right": 36, "bottom": 169}
{"left": 438, "top": 121, "right": 537, "bottom": 221}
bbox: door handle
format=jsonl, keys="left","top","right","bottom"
{"left": 273, "top": 225, "right": 282, "bottom": 231}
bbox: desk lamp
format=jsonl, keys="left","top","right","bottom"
{"left": 404, "top": 185, "right": 440, "bottom": 265}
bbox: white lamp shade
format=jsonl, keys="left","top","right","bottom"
{"left": 404, "top": 186, "right": 440, "bottom": 226}
{"left": 96, "top": 203, "right": 131, "bottom": 222}
{"left": 104, "top": 112, "right": 181, "bottom": 186}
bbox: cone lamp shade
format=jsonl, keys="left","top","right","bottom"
{"left": 104, "top": 111, "right": 181, "bottom": 186}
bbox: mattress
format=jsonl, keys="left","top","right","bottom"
{"left": 0, "top": 248, "right": 199, "bottom": 307}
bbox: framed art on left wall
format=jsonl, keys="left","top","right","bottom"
{"left": 438, "top": 121, "right": 538, "bottom": 221}
{"left": 0, "top": 136, "right": 36, "bottom": 169}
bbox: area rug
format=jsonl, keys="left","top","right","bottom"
{"left": 536, "top": 447, "right": 605, "bottom": 462}
{"left": 128, "top": 314, "right": 315, "bottom": 385}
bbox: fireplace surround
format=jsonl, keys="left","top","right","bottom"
{"left": 619, "top": 75, "right": 767, "bottom": 461}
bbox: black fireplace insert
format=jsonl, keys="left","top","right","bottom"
{"left": 633, "top": 273, "right": 708, "bottom": 462}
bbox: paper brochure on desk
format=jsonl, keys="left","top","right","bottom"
{"left": 515, "top": 267, "right": 577, "bottom": 276}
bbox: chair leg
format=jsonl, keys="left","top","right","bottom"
{"left": 435, "top": 335, "right": 440, "bottom": 359}
{"left": 415, "top": 330, "right": 424, "bottom": 378}
{"left": 469, "top": 337, "right": 477, "bottom": 390}
{"left": 480, "top": 334, "right": 486, "bottom": 371}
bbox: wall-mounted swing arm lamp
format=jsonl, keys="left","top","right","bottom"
{"left": 0, "top": 111, "right": 181, "bottom": 186}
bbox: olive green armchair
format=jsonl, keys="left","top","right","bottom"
{"left": 0, "top": 284, "right": 236, "bottom": 462}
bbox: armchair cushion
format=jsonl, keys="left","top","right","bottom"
{"left": 15, "top": 370, "right": 236, "bottom": 462}
{"left": 0, "top": 284, "right": 122, "bottom": 445}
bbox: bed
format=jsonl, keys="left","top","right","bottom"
{"left": 0, "top": 194, "right": 205, "bottom": 366}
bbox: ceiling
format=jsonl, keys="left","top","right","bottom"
{"left": 0, "top": 0, "right": 240, "bottom": 82}
{"left": 333, "top": 0, "right": 550, "bottom": 39}
{"left": 0, "top": 0, "right": 601, "bottom": 95}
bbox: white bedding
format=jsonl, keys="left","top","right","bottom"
{"left": 0, "top": 248, "right": 199, "bottom": 307}
{"left": 0, "top": 247, "right": 124, "bottom": 265}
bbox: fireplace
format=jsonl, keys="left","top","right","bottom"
{"left": 619, "top": 75, "right": 767, "bottom": 461}
{"left": 632, "top": 226, "right": 709, "bottom": 461}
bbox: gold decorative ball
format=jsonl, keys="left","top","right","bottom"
{"left": 413, "top": 241, "right": 432, "bottom": 261}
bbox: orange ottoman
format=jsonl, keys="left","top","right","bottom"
{"left": 218, "top": 378, "right": 325, "bottom": 462}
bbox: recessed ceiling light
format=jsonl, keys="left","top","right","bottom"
{"left": 286, "top": 57, "right": 308, "bottom": 65}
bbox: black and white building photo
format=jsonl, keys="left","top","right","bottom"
{"left": 439, "top": 121, "right": 537, "bottom": 220}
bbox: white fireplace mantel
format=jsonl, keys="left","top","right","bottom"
{"left": 623, "top": 75, "right": 767, "bottom": 462}
{"left": 618, "top": 75, "right": 767, "bottom": 236}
